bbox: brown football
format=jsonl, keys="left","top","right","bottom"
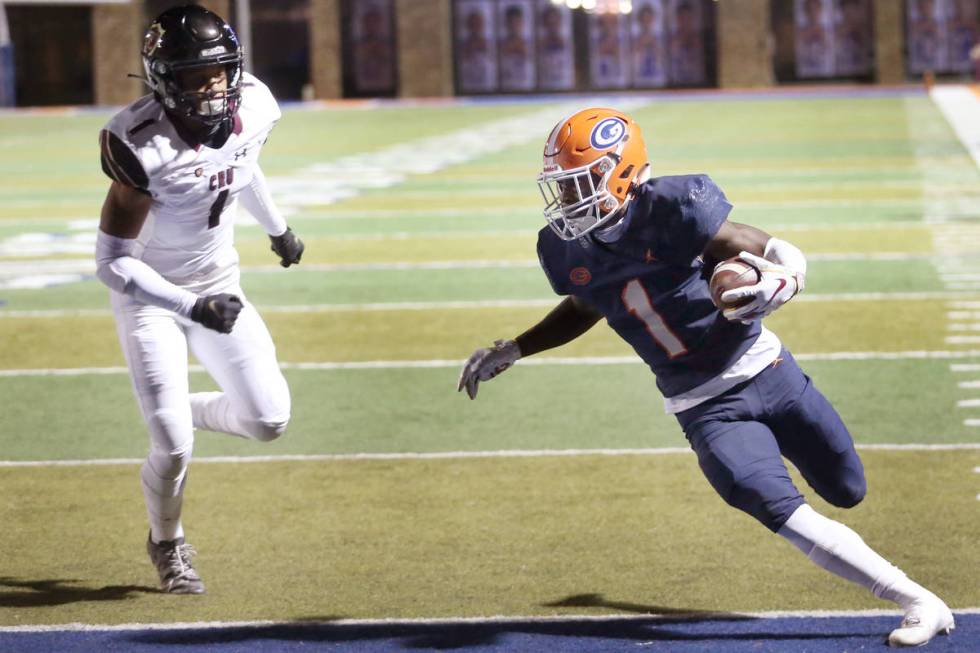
{"left": 709, "top": 257, "right": 761, "bottom": 309}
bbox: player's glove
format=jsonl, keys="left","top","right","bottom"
{"left": 720, "top": 251, "right": 805, "bottom": 323}
{"left": 191, "top": 293, "right": 243, "bottom": 334}
{"left": 457, "top": 339, "right": 521, "bottom": 400}
{"left": 270, "top": 227, "right": 304, "bottom": 268}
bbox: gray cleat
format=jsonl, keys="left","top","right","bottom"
{"left": 146, "top": 532, "right": 206, "bottom": 594}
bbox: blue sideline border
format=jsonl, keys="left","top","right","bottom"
{"left": 2, "top": 612, "right": 977, "bottom": 653}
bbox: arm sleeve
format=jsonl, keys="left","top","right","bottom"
{"left": 99, "top": 129, "right": 150, "bottom": 195}
{"left": 239, "top": 165, "right": 288, "bottom": 237}
{"left": 95, "top": 230, "right": 198, "bottom": 318}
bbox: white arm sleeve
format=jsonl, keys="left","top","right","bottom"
{"left": 239, "top": 165, "right": 287, "bottom": 237}
{"left": 763, "top": 237, "right": 807, "bottom": 290}
{"left": 95, "top": 230, "right": 198, "bottom": 318}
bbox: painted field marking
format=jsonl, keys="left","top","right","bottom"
{"left": 958, "top": 380, "right": 980, "bottom": 389}
{"left": 944, "top": 283, "right": 980, "bottom": 291}
{"left": 952, "top": 364, "right": 980, "bottom": 372}
{"left": 5, "top": 291, "right": 980, "bottom": 320}
{"left": 947, "top": 311, "right": 980, "bottom": 320}
{"left": 4, "top": 349, "right": 980, "bottom": 378}
{"left": 264, "top": 99, "right": 648, "bottom": 212}
{"left": 947, "top": 323, "right": 980, "bottom": 331}
{"left": 965, "top": 419, "right": 980, "bottom": 426}
{"left": 940, "top": 273, "right": 980, "bottom": 281}
{"left": 948, "top": 301, "right": 980, "bottom": 310}
{"left": 931, "top": 86, "right": 980, "bottom": 170}
{"left": 956, "top": 399, "right": 980, "bottom": 408}
{"left": 0, "top": 443, "right": 977, "bottom": 468}
{"left": 1, "top": 607, "right": 979, "bottom": 634}
{"left": 946, "top": 336, "right": 980, "bottom": 344}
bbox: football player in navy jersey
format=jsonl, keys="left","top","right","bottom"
{"left": 96, "top": 6, "right": 303, "bottom": 594}
{"left": 458, "top": 108, "right": 954, "bottom": 647}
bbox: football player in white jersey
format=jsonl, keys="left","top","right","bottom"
{"left": 96, "top": 5, "right": 304, "bottom": 594}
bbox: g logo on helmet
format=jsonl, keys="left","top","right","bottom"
{"left": 590, "top": 117, "right": 627, "bottom": 150}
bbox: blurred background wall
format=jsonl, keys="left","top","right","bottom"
{"left": 0, "top": 0, "right": 976, "bottom": 107}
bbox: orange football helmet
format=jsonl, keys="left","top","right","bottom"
{"left": 537, "top": 108, "right": 649, "bottom": 241}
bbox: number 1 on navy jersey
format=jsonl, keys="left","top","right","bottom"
{"left": 621, "top": 279, "right": 688, "bottom": 358}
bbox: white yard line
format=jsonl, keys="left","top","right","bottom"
{"left": 4, "top": 291, "right": 980, "bottom": 320}
{"left": 946, "top": 336, "right": 980, "bottom": 344}
{"left": 0, "top": 444, "right": 977, "bottom": 469}
{"left": 4, "top": 607, "right": 980, "bottom": 633}
{"left": 955, "top": 399, "right": 980, "bottom": 408}
{"left": 3, "top": 349, "right": 980, "bottom": 378}
{"left": 947, "top": 323, "right": 980, "bottom": 331}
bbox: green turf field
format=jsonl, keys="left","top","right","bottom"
{"left": 0, "top": 91, "right": 978, "bottom": 626}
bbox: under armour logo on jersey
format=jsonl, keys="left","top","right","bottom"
{"left": 569, "top": 267, "right": 592, "bottom": 286}
{"left": 590, "top": 118, "right": 627, "bottom": 150}
{"left": 234, "top": 147, "right": 249, "bottom": 160}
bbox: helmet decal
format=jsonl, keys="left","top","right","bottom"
{"left": 143, "top": 22, "right": 165, "bottom": 57}
{"left": 589, "top": 117, "right": 627, "bottom": 150}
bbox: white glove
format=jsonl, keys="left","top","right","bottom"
{"left": 720, "top": 251, "right": 805, "bottom": 322}
{"left": 457, "top": 339, "right": 521, "bottom": 400}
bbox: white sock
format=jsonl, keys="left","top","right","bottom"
{"left": 141, "top": 460, "right": 186, "bottom": 543}
{"left": 777, "top": 503, "right": 927, "bottom": 609}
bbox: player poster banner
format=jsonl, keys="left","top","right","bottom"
{"left": 497, "top": 0, "right": 535, "bottom": 91}
{"left": 0, "top": 2, "right": 12, "bottom": 107}
{"left": 908, "top": 0, "right": 980, "bottom": 74}
{"left": 349, "top": 0, "right": 396, "bottom": 95}
{"left": 834, "top": 0, "right": 873, "bottom": 77}
{"left": 536, "top": 0, "right": 575, "bottom": 91}
{"left": 589, "top": 11, "right": 630, "bottom": 89}
{"left": 456, "top": 0, "right": 499, "bottom": 93}
{"left": 667, "top": 0, "right": 708, "bottom": 85}
{"left": 794, "top": 0, "right": 836, "bottom": 78}
{"left": 631, "top": 0, "right": 669, "bottom": 88}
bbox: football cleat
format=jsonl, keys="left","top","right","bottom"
{"left": 146, "top": 532, "right": 206, "bottom": 594}
{"left": 887, "top": 591, "right": 954, "bottom": 647}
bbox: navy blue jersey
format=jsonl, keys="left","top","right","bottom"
{"left": 536, "top": 174, "right": 761, "bottom": 397}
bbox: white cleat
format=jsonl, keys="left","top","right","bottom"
{"left": 888, "top": 593, "right": 955, "bottom": 647}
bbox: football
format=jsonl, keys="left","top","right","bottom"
{"left": 709, "top": 257, "right": 761, "bottom": 309}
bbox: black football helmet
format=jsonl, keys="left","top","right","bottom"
{"left": 141, "top": 5, "right": 243, "bottom": 128}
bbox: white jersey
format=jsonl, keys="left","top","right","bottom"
{"left": 100, "top": 72, "right": 280, "bottom": 294}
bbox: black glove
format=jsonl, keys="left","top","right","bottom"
{"left": 270, "top": 227, "right": 304, "bottom": 268}
{"left": 191, "top": 293, "right": 243, "bottom": 334}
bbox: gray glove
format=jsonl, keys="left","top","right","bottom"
{"left": 457, "top": 339, "right": 521, "bottom": 400}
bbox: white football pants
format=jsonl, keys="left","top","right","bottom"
{"left": 111, "top": 291, "right": 291, "bottom": 543}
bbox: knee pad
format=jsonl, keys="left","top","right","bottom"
{"left": 827, "top": 472, "right": 867, "bottom": 509}
{"left": 728, "top": 473, "right": 806, "bottom": 532}
{"left": 247, "top": 415, "right": 289, "bottom": 442}
{"left": 146, "top": 442, "right": 193, "bottom": 481}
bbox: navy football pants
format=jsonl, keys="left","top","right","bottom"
{"left": 675, "top": 350, "right": 866, "bottom": 532}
